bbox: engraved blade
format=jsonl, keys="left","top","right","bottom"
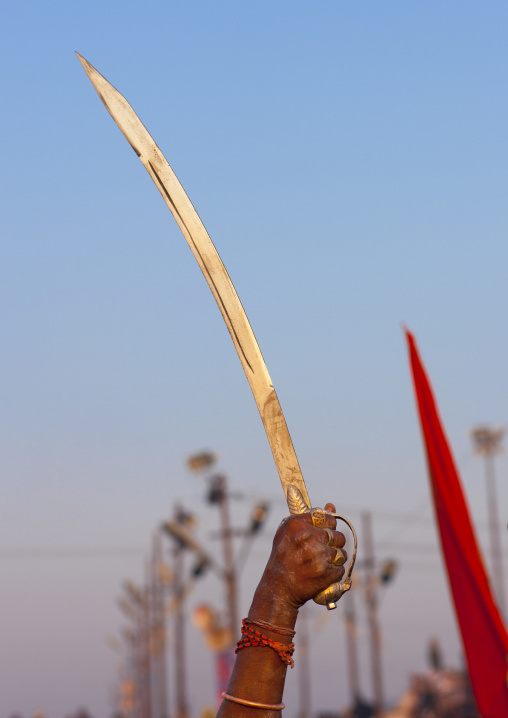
{"left": 77, "top": 54, "right": 310, "bottom": 510}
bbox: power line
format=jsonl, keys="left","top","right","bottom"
{"left": 0, "top": 547, "right": 145, "bottom": 559}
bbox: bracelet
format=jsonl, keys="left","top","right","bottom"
{"left": 221, "top": 692, "right": 285, "bottom": 710}
{"left": 236, "top": 619, "right": 295, "bottom": 667}
{"left": 245, "top": 617, "right": 296, "bottom": 638}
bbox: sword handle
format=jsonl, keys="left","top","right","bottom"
{"left": 286, "top": 485, "right": 357, "bottom": 610}
{"left": 312, "top": 513, "right": 357, "bottom": 610}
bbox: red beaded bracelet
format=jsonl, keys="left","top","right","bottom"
{"left": 236, "top": 618, "right": 295, "bottom": 668}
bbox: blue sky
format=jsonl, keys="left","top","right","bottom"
{"left": 1, "top": 1, "right": 508, "bottom": 715}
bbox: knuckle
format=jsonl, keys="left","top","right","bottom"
{"left": 298, "top": 528, "right": 314, "bottom": 545}
{"left": 314, "top": 557, "right": 330, "bottom": 579}
{"left": 290, "top": 513, "right": 312, "bottom": 530}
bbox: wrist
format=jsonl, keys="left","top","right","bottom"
{"left": 248, "top": 582, "right": 299, "bottom": 632}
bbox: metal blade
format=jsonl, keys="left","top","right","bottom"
{"left": 77, "top": 54, "right": 310, "bottom": 509}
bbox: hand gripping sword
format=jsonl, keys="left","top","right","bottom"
{"left": 77, "top": 54, "right": 356, "bottom": 609}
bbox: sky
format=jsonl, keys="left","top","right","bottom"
{"left": 1, "top": 0, "right": 508, "bottom": 715}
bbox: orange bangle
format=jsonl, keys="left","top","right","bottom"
{"left": 245, "top": 617, "right": 295, "bottom": 637}
{"left": 221, "top": 692, "right": 285, "bottom": 710}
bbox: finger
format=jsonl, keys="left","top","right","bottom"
{"left": 322, "top": 561, "right": 346, "bottom": 585}
{"left": 328, "top": 546, "right": 348, "bottom": 567}
{"left": 324, "top": 502, "right": 336, "bottom": 513}
{"left": 321, "top": 528, "right": 346, "bottom": 549}
{"left": 308, "top": 508, "right": 337, "bottom": 530}
{"left": 331, "top": 562, "right": 346, "bottom": 580}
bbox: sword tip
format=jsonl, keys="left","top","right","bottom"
{"left": 75, "top": 52, "right": 95, "bottom": 78}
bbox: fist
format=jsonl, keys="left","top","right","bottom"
{"left": 259, "top": 502, "right": 347, "bottom": 610}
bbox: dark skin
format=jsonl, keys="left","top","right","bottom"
{"left": 217, "top": 503, "right": 346, "bottom": 716}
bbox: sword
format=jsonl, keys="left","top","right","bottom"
{"left": 77, "top": 53, "right": 356, "bottom": 609}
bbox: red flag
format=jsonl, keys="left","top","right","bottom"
{"left": 405, "top": 329, "right": 508, "bottom": 717}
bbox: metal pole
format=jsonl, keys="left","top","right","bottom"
{"left": 362, "top": 512, "right": 384, "bottom": 717}
{"left": 118, "top": 600, "right": 141, "bottom": 718}
{"left": 217, "top": 475, "right": 238, "bottom": 641}
{"left": 471, "top": 425, "right": 506, "bottom": 619}
{"left": 186, "top": 455, "right": 238, "bottom": 644}
{"left": 297, "top": 605, "right": 311, "bottom": 718}
{"left": 173, "top": 508, "right": 189, "bottom": 718}
{"left": 133, "top": 581, "right": 145, "bottom": 718}
{"left": 152, "top": 533, "right": 169, "bottom": 718}
{"left": 344, "top": 586, "right": 360, "bottom": 707}
{"left": 148, "top": 549, "right": 157, "bottom": 718}
{"left": 137, "top": 605, "right": 144, "bottom": 718}
{"left": 123, "top": 630, "right": 138, "bottom": 718}
{"left": 143, "top": 563, "right": 153, "bottom": 718}
{"left": 485, "top": 452, "right": 506, "bottom": 616}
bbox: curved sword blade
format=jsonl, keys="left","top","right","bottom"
{"left": 77, "top": 53, "right": 310, "bottom": 509}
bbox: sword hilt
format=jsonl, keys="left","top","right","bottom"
{"left": 312, "top": 513, "right": 357, "bottom": 610}
{"left": 286, "top": 485, "right": 357, "bottom": 610}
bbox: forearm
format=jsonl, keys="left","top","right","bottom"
{"left": 217, "top": 585, "right": 298, "bottom": 716}
{"left": 217, "top": 504, "right": 346, "bottom": 716}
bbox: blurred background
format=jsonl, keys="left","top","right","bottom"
{"left": 0, "top": 1, "right": 507, "bottom": 716}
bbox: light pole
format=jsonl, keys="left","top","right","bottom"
{"left": 161, "top": 504, "right": 220, "bottom": 717}
{"left": 362, "top": 512, "right": 384, "bottom": 718}
{"left": 107, "top": 636, "right": 137, "bottom": 718}
{"left": 150, "top": 532, "right": 169, "bottom": 718}
{"left": 343, "top": 583, "right": 360, "bottom": 708}
{"left": 208, "top": 473, "right": 238, "bottom": 641}
{"left": 186, "top": 451, "right": 270, "bottom": 705}
{"left": 164, "top": 505, "right": 196, "bottom": 718}
{"left": 187, "top": 453, "right": 238, "bottom": 643}
{"left": 297, "top": 605, "right": 311, "bottom": 718}
{"left": 120, "top": 581, "right": 152, "bottom": 718}
{"left": 471, "top": 425, "right": 506, "bottom": 618}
